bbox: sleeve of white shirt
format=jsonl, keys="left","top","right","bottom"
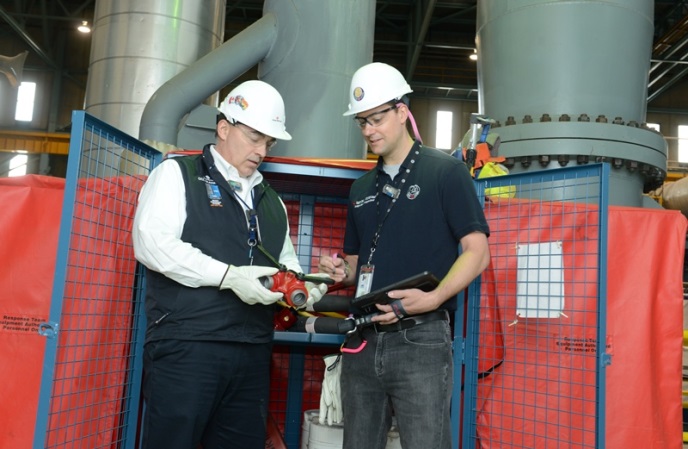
{"left": 132, "top": 159, "right": 228, "bottom": 288}
{"left": 277, "top": 197, "right": 304, "bottom": 273}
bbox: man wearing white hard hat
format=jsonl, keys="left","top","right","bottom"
{"left": 319, "top": 63, "right": 491, "bottom": 449}
{"left": 133, "top": 80, "right": 329, "bottom": 449}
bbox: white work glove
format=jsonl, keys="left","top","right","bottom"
{"left": 219, "top": 265, "right": 283, "bottom": 305}
{"left": 319, "top": 353, "right": 343, "bottom": 425}
{"left": 303, "top": 273, "right": 331, "bottom": 310}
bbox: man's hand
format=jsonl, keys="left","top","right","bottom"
{"left": 373, "top": 288, "right": 436, "bottom": 324}
{"left": 317, "top": 254, "right": 353, "bottom": 284}
{"left": 219, "top": 265, "right": 283, "bottom": 305}
{"left": 302, "top": 273, "right": 331, "bottom": 309}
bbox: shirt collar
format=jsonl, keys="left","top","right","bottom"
{"left": 209, "top": 144, "right": 263, "bottom": 191}
{"left": 376, "top": 140, "right": 422, "bottom": 173}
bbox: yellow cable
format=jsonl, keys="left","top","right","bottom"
{"left": 277, "top": 301, "right": 347, "bottom": 319}
{"left": 318, "top": 311, "right": 348, "bottom": 319}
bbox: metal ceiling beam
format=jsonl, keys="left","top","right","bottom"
{"left": 41, "top": 0, "right": 51, "bottom": 55}
{"left": 4, "top": 13, "right": 84, "bottom": 21}
{"left": 407, "top": 0, "right": 437, "bottom": 80}
{"left": 0, "top": 5, "right": 84, "bottom": 89}
{"left": 649, "top": 8, "right": 688, "bottom": 99}
{"left": 650, "top": 29, "right": 688, "bottom": 75}
{"left": 648, "top": 63, "right": 688, "bottom": 101}
{"left": 410, "top": 81, "right": 478, "bottom": 100}
{"left": 69, "top": 0, "right": 93, "bottom": 17}
{"left": 652, "top": 57, "right": 688, "bottom": 64}
{"left": 649, "top": 49, "right": 688, "bottom": 89}
{"left": 430, "top": 4, "right": 475, "bottom": 26}
{"left": 0, "top": 5, "right": 58, "bottom": 70}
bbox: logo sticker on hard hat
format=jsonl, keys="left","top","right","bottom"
{"left": 353, "top": 87, "right": 364, "bottom": 102}
{"left": 229, "top": 95, "right": 249, "bottom": 110}
{"left": 407, "top": 184, "right": 420, "bottom": 200}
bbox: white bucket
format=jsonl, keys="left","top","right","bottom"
{"left": 303, "top": 411, "right": 401, "bottom": 449}
{"left": 301, "top": 409, "right": 319, "bottom": 449}
{"left": 308, "top": 414, "right": 343, "bottom": 449}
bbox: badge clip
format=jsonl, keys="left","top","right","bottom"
{"left": 382, "top": 184, "right": 400, "bottom": 199}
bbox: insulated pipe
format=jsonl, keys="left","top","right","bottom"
{"left": 139, "top": 14, "right": 278, "bottom": 146}
{"left": 85, "top": 0, "right": 225, "bottom": 138}
{"left": 260, "top": 0, "right": 374, "bottom": 159}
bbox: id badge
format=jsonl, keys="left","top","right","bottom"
{"left": 355, "top": 264, "right": 375, "bottom": 297}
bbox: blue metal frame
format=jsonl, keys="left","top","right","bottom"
{"left": 33, "top": 113, "right": 363, "bottom": 449}
{"left": 260, "top": 162, "right": 365, "bottom": 449}
{"left": 32, "top": 112, "right": 86, "bottom": 449}
{"left": 121, "top": 265, "right": 150, "bottom": 449}
{"left": 261, "top": 161, "right": 367, "bottom": 181}
{"left": 32, "top": 120, "right": 611, "bottom": 449}
{"left": 276, "top": 192, "right": 347, "bottom": 449}
{"left": 33, "top": 111, "right": 161, "bottom": 449}
{"left": 595, "top": 162, "right": 611, "bottom": 449}
{"left": 450, "top": 176, "right": 489, "bottom": 448}
{"left": 459, "top": 163, "right": 610, "bottom": 449}
{"left": 459, "top": 272, "right": 484, "bottom": 449}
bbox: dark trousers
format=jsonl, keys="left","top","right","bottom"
{"left": 341, "top": 319, "right": 454, "bottom": 449}
{"left": 141, "top": 339, "right": 272, "bottom": 449}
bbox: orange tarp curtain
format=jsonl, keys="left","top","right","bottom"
{"left": 1, "top": 175, "right": 685, "bottom": 449}
{"left": 477, "top": 202, "right": 686, "bottom": 448}
{"left": 0, "top": 175, "right": 64, "bottom": 449}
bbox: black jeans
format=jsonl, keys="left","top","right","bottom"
{"left": 141, "top": 339, "right": 272, "bottom": 449}
{"left": 341, "top": 319, "right": 454, "bottom": 449}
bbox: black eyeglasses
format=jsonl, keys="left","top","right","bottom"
{"left": 353, "top": 106, "right": 397, "bottom": 129}
{"left": 231, "top": 121, "right": 277, "bottom": 150}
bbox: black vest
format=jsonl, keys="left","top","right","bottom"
{"left": 144, "top": 145, "right": 288, "bottom": 344}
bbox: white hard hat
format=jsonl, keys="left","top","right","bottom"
{"left": 218, "top": 80, "right": 292, "bottom": 140}
{"left": 343, "top": 62, "right": 413, "bottom": 116}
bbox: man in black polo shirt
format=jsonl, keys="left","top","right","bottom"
{"left": 133, "top": 80, "right": 328, "bottom": 449}
{"left": 319, "top": 62, "right": 490, "bottom": 449}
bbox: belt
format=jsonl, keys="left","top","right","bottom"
{"left": 371, "top": 310, "right": 449, "bottom": 334}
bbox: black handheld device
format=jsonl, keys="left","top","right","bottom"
{"left": 350, "top": 271, "right": 439, "bottom": 312}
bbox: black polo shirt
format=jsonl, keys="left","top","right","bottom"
{"left": 343, "top": 142, "right": 490, "bottom": 311}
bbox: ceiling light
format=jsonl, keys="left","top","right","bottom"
{"left": 469, "top": 49, "right": 478, "bottom": 61}
{"left": 77, "top": 21, "right": 91, "bottom": 33}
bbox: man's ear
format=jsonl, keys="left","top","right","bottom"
{"left": 217, "top": 119, "right": 230, "bottom": 140}
{"left": 397, "top": 103, "right": 409, "bottom": 124}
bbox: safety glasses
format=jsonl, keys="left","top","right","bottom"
{"left": 231, "top": 121, "right": 277, "bottom": 150}
{"left": 353, "top": 105, "right": 397, "bottom": 129}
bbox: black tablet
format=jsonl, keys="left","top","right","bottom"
{"left": 351, "top": 271, "right": 440, "bottom": 311}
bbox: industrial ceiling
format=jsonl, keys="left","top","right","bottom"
{"left": 1, "top": 1, "right": 688, "bottom": 109}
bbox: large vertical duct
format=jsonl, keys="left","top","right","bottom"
{"left": 140, "top": 0, "right": 374, "bottom": 159}
{"left": 84, "top": 0, "right": 225, "bottom": 138}
{"left": 476, "top": 0, "right": 667, "bottom": 206}
{"left": 141, "top": 14, "right": 278, "bottom": 149}
{"left": 260, "top": 0, "right": 375, "bottom": 159}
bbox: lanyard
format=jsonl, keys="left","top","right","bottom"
{"left": 231, "top": 186, "right": 286, "bottom": 269}
{"left": 366, "top": 148, "right": 420, "bottom": 265}
{"left": 231, "top": 188, "right": 260, "bottom": 264}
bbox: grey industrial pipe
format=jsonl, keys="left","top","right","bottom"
{"left": 477, "top": 0, "right": 667, "bottom": 206}
{"left": 139, "top": 13, "right": 278, "bottom": 146}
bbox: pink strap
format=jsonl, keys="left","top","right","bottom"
{"left": 397, "top": 102, "right": 423, "bottom": 144}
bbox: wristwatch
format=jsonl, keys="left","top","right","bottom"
{"left": 341, "top": 259, "right": 352, "bottom": 278}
